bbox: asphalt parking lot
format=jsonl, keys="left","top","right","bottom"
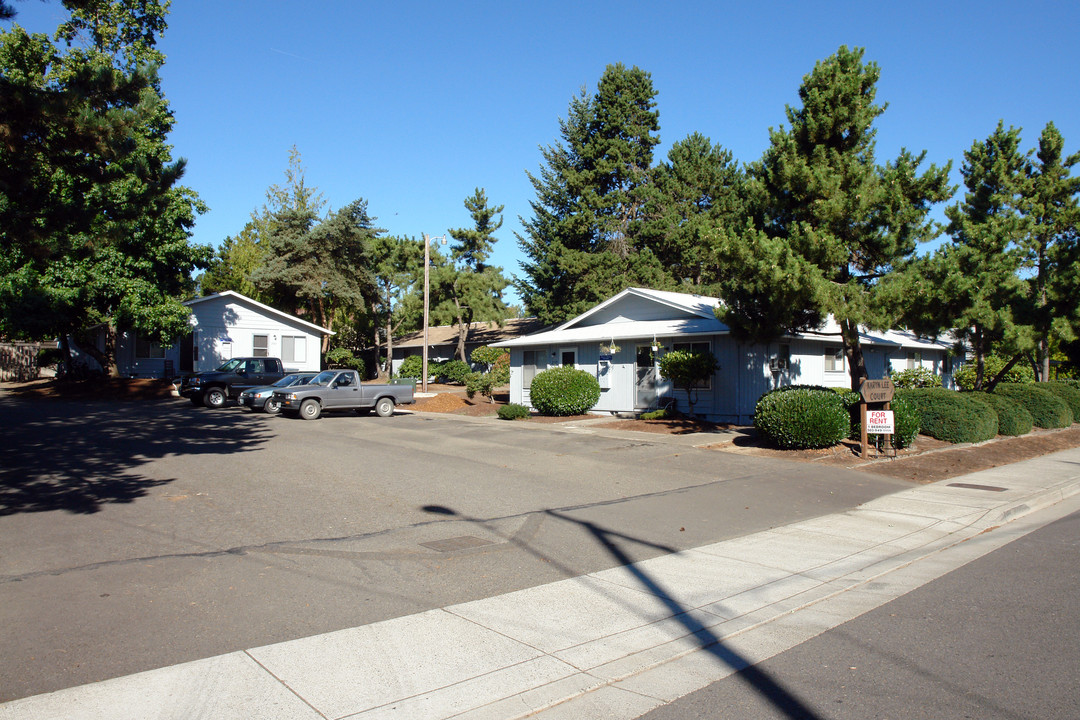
{"left": 0, "top": 395, "right": 911, "bottom": 701}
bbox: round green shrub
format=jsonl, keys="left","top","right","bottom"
{"left": 847, "top": 394, "right": 921, "bottom": 449}
{"left": 1039, "top": 382, "right": 1080, "bottom": 421}
{"left": 890, "top": 367, "right": 942, "bottom": 389}
{"left": 967, "top": 392, "right": 1034, "bottom": 436}
{"left": 497, "top": 403, "right": 531, "bottom": 420}
{"left": 990, "top": 383, "right": 1073, "bottom": 428}
{"left": 436, "top": 360, "right": 472, "bottom": 384}
{"left": 397, "top": 355, "right": 424, "bottom": 379}
{"left": 529, "top": 366, "right": 601, "bottom": 416}
{"left": 896, "top": 388, "right": 998, "bottom": 443}
{"left": 754, "top": 386, "right": 850, "bottom": 450}
{"left": 953, "top": 356, "right": 1035, "bottom": 391}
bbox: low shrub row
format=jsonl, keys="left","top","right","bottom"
{"left": 895, "top": 388, "right": 998, "bottom": 444}
{"left": 967, "top": 392, "right": 1033, "bottom": 436}
{"left": 991, "top": 383, "right": 1074, "bottom": 428}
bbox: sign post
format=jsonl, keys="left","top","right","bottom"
{"left": 858, "top": 378, "right": 895, "bottom": 460}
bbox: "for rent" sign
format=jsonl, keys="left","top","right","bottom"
{"left": 866, "top": 410, "right": 895, "bottom": 435}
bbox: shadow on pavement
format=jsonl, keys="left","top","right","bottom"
{"left": 422, "top": 503, "right": 823, "bottom": 720}
{"left": 0, "top": 398, "right": 271, "bottom": 516}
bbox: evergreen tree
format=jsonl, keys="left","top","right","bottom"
{"left": 0, "top": 0, "right": 210, "bottom": 375}
{"left": 1018, "top": 122, "right": 1080, "bottom": 381}
{"left": 714, "top": 46, "right": 952, "bottom": 390}
{"left": 435, "top": 188, "right": 511, "bottom": 361}
{"left": 517, "top": 64, "right": 667, "bottom": 324}
{"left": 641, "top": 132, "right": 746, "bottom": 289}
{"left": 900, "top": 122, "right": 1029, "bottom": 390}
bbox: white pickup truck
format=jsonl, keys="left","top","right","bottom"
{"left": 272, "top": 369, "right": 415, "bottom": 420}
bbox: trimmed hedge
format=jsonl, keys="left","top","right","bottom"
{"left": 754, "top": 386, "right": 850, "bottom": 450}
{"left": 895, "top": 388, "right": 998, "bottom": 443}
{"left": 497, "top": 403, "right": 531, "bottom": 420}
{"left": 1039, "top": 382, "right": 1080, "bottom": 421}
{"left": 990, "top": 383, "right": 1073, "bottom": 428}
{"left": 967, "top": 392, "right": 1034, "bottom": 436}
{"left": 890, "top": 367, "right": 942, "bottom": 389}
{"left": 529, "top": 366, "right": 601, "bottom": 416}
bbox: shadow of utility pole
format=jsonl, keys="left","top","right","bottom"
{"left": 421, "top": 504, "right": 822, "bottom": 720}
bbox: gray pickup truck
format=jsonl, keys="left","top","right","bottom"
{"left": 273, "top": 369, "right": 415, "bottom": 420}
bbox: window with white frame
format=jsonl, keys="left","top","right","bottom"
{"left": 253, "top": 334, "right": 269, "bottom": 357}
{"left": 672, "top": 341, "right": 713, "bottom": 389}
{"left": 135, "top": 335, "right": 166, "bottom": 359}
{"left": 282, "top": 335, "right": 306, "bottom": 364}
{"left": 560, "top": 348, "right": 576, "bottom": 367}
{"left": 906, "top": 350, "right": 922, "bottom": 370}
{"left": 825, "top": 347, "right": 844, "bottom": 373}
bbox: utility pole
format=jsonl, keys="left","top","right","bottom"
{"left": 421, "top": 233, "right": 445, "bottom": 393}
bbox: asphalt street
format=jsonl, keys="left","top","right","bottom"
{"left": 640, "top": 508, "right": 1080, "bottom": 720}
{"left": 0, "top": 394, "right": 910, "bottom": 702}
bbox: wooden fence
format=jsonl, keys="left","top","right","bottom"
{"left": 0, "top": 342, "right": 42, "bottom": 382}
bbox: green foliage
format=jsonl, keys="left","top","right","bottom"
{"left": 471, "top": 345, "right": 508, "bottom": 368}
{"left": 436, "top": 360, "right": 472, "bottom": 384}
{"left": 753, "top": 386, "right": 851, "bottom": 450}
{"left": 529, "top": 366, "right": 602, "bottom": 416}
{"left": 198, "top": 221, "right": 267, "bottom": 301}
{"left": 658, "top": 349, "right": 719, "bottom": 416}
{"left": 0, "top": 5, "right": 211, "bottom": 372}
{"left": 991, "top": 383, "right": 1074, "bottom": 428}
{"left": 1039, "top": 382, "right": 1080, "bottom": 419}
{"left": 517, "top": 63, "right": 667, "bottom": 324}
{"left": 716, "top": 46, "right": 952, "bottom": 393}
{"left": 890, "top": 367, "right": 942, "bottom": 389}
{"left": 968, "top": 392, "right": 1034, "bottom": 436}
{"left": 953, "top": 355, "right": 1035, "bottom": 391}
{"left": 397, "top": 355, "right": 424, "bottom": 379}
{"left": 325, "top": 348, "right": 364, "bottom": 375}
{"left": 896, "top": 388, "right": 998, "bottom": 443}
{"left": 640, "top": 408, "right": 675, "bottom": 420}
{"left": 498, "top": 403, "right": 531, "bottom": 420}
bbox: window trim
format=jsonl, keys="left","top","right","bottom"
{"left": 135, "top": 335, "right": 166, "bottom": 359}
{"left": 559, "top": 347, "right": 577, "bottom": 368}
{"left": 282, "top": 335, "right": 306, "bottom": 364}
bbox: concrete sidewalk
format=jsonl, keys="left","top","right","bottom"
{"left": 3, "top": 448, "right": 1079, "bottom": 720}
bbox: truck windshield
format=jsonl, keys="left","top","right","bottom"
{"left": 309, "top": 371, "right": 338, "bottom": 386}
{"left": 216, "top": 359, "right": 243, "bottom": 372}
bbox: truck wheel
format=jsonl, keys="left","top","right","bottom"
{"left": 264, "top": 397, "right": 282, "bottom": 415}
{"left": 204, "top": 387, "right": 227, "bottom": 409}
{"left": 375, "top": 397, "right": 395, "bottom": 418}
{"left": 300, "top": 399, "right": 321, "bottom": 420}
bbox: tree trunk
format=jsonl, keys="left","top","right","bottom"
{"left": 985, "top": 352, "right": 1026, "bottom": 392}
{"left": 841, "top": 319, "right": 868, "bottom": 392}
{"left": 1038, "top": 338, "right": 1051, "bottom": 382}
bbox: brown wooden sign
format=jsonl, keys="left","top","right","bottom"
{"left": 859, "top": 378, "right": 895, "bottom": 403}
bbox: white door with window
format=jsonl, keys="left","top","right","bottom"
{"left": 635, "top": 345, "right": 658, "bottom": 409}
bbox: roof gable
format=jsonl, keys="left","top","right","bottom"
{"left": 560, "top": 288, "right": 721, "bottom": 330}
{"left": 184, "top": 291, "right": 334, "bottom": 336}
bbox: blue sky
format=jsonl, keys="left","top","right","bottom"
{"left": 8, "top": 0, "right": 1080, "bottom": 307}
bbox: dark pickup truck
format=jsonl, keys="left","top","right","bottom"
{"left": 179, "top": 357, "right": 289, "bottom": 408}
{"left": 274, "top": 369, "right": 415, "bottom": 419}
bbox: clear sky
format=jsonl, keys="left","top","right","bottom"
{"left": 8, "top": 0, "right": 1080, "bottom": 307}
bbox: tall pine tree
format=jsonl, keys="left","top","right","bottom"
{"left": 714, "top": 46, "right": 952, "bottom": 390}
{"left": 517, "top": 63, "right": 666, "bottom": 323}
